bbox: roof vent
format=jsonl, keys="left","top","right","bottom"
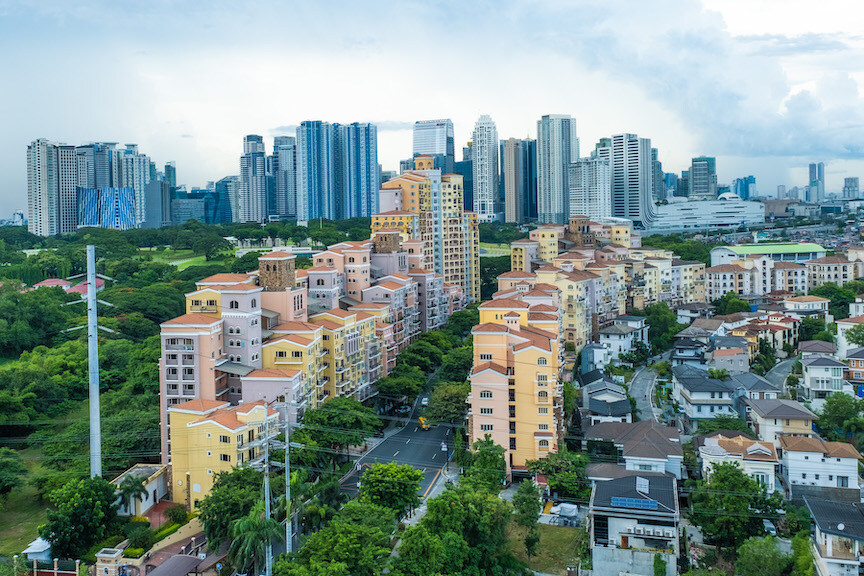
{"left": 838, "top": 523, "right": 846, "bottom": 531}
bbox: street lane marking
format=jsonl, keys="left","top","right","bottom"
{"left": 420, "top": 468, "right": 442, "bottom": 499}
{"left": 393, "top": 451, "right": 400, "bottom": 456}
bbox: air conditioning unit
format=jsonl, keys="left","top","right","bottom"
{"left": 627, "top": 527, "right": 634, "bottom": 534}
{"left": 645, "top": 528, "right": 653, "bottom": 536}
{"left": 635, "top": 527, "right": 644, "bottom": 535}
{"left": 665, "top": 530, "right": 673, "bottom": 538}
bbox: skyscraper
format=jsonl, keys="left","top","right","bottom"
{"left": 216, "top": 176, "right": 241, "bottom": 223}
{"left": 271, "top": 136, "right": 297, "bottom": 219}
{"left": 651, "top": 147, "right": 665, "bottom": 201}
{"left": 239, "top": 135, "right": 268, "bottom": 222}
{"left": 609, "top": 133, "right": 656, "bottom": 228}
{"left": 297, "top": 122, "right": 335, "bottom": 222}
{"left": 119, "top": 144, "right": 154, "bottom": 226}
{"left": 77, "top": 187, "right": 135, "bottom": 230}
{"left": 569, "top": 156, "right": 612, "bottom": 220}
{"left": 732, "top": 176, "right": 756, "bottom": 199}
{"left": 689, "top": 156, "right": 717, "bottom": 200}
{"left": 536, "top": 114, "right": 579, "bottom": 224}
{"left": 502, "top": 138, "right": 537, "bottom": 223}
{"left": 471, "top": 115, "right": 499, "bottom": 222}
{"left": 27, "top": 139, "right": 77, "bottom": 236}
{"left": 844, "top": 177, "right": 860, "bottom": 199}
{"left": 810, "top": 162, "right": 825, "bottom": 202}
{"left": 334, "top": 123, "right": 379, "bottom": 219}
{"left": 412, "top": 119, "right": 454, "bottom": 174}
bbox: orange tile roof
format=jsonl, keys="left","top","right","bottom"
{"left": 171, "top": 399, "right": 228, "bottom": 413}
{"left": 472, "top": 322, "right": 508, "bottom": 333}
{"left": 267, "top": 334, "right": 313, "bottom": 346}
{"left": 408, "top": 268, "right": 434, "bottom": 274}
{"left": 260, "top": 251, "right": 294, "bottom": 259}
{"left": 713, "top": 347, "right": 745, "bottom": 357}
{"left": 313, "top": 318, "right": 341, "bottom": 330}
{"left": 471, "top": 361, "right": 508, "bottom": 376}
{"left": 197, "top": 273, "right": 255, "bottom": 284}
{"left": 317, "top": 308, "right": 353, "bottom": 318}
{"left": 272, "top": 321, "right": 321, "bottom": 332}
{"left": 162, "top": 313, "right": 222, "bottom": 326}
{"left": 840, "top": 314, "right": 864, "bottom": 325}
{"left": 778, "top": 435, "right": 861, "bottom": 459}
{"left": 787, "top": 295, "right": 829, "bottom": 303}
{"left": 375, "top": 281, "right": 405, "bottom": 290}
{"left": 706, "top": 264, "right": 746, "bottom": 272}
{"left": 530, "top": 304, "right": 558, "bottom": 312}
{"left": 498, "top": 271, "right": 536, "bottom": 278}
{"left": 480, "top": 298, "right": 530, "bottom": 309}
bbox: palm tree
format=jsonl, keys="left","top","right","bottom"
{"left": 228, "top": 501, "right": 283, "bottom": 575}
{"left": 117, "top": 475, "right": 148, "bottom": 516}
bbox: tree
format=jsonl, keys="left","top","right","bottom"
{"left": 359, "top": 462, "right": 423, "bottom": 519}
{"left": 436, "top": 346, "right": 473, "bottom": 382}
{"left": 799, "top": 317, "right": 827, "bottom": 341}
{"left": 713, "top": 291, "right": 751, "bottom": 315}
{"left": 512, "top": 480, "right": 541, "bottom": 530}
{"left": 636, "top": 303, "right": 687, "bottom": 352}
{"left": 425, "top": 381, "right": 470, "bottom": 424}
{"left": 527, "top": 449, "right": 590, "bottom": 500}
{"left": 790, "top": 530, "right": 815, "bottom": 576}
{"left": 707, "top": 368, "right": 729, "bottom": 380}
{"left": 39, "top": 477, "right": 119, "bottom": 559}
{"left": 302, "top": 398, "right": 381, "bottom": 466}
{"left": 0, "top": 448, "right": 26, "bottom": 501}
{"left": 817, "top": 392, "right": 864, "bottom": 439}
{"left": 389, "top": 525, "right": 444, "bottom": 576}
{"left": 691, "top": 462, "right": 779, "bottom": 549}
{"left": 228, "top": 501, "right": 283, "bottom": 575}
{"left": 464, "top": 434, "right": 506, "bottom": 492}
{"left": 231, "top": 251, "right": 265, "bottom": 273}
{"left": 811, "top": 282, "right": 863, "bottom": 320}
{"left": 653, "top": 553, "right": 668, "bottom": 576}
{"left": 374, "top": 375, "right": 423, "bottom": 400}
{"left": 846, "top": 323, "right": 864, "bottom": 348}
{"left": 116, "top": 474, "right": 148, "bottom": 516}
{"left": 479, "top": 256, "right": 511, "bottom": 300}
{"left": 198, "top": 467, "right": 264, "bottom": 548}
{"left": 734, "top": 536, "right": 791, "bottom": 576}
{"left": 695, "top": 414, "right": 753, "bottom": 436}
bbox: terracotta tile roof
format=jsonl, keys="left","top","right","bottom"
{"left": 528, "top": 312, "right": 558, "bottom": 321}
{"left": 34, "top": 278, "right": 71, "bottom": 287}
{"left": 171, "top": 399, "right": 228, "bottom": 413}
{"left": 535, "top": 265, "right": 562, "bottom": 272}
{"left": 706, "top": 264, "right": 746, "bottom": 273}
{"left": 313, "top": 318, "right": 341, "bottom": 330}
{"left": 533, "top": 283, "right": 558, "bottom": 291}
{"left": 374, "top": 281, "right": 405, "bottom": 290}
{"left": 778, "top": 436, "right": 861, "bottom": 459}
{"left": 354, "top": 311, "right": 374, "bottom": 321}
{"left": 530, "top": 304, "right": 558, "bottom": 312}
{"left": 245, "top": 368, "right": 301, "bottom": 379}
{"left": 260, "top": 251, "right": 293, "bottom": 259}
{"left": 472, "top": 322, "right": 508, "bottom": 333}
{"left": 838, "top": 314, "right": 864, "bottom": 325}
{"left": 162, "top": 313, "right": 222, "bottom": 326}
{"left": 267, "top": 334, "right": 314, "bottom": 346}
{"left": 706, "top": 434, "right": 778, "bottom": 462}
{"left": 198, "top": 273, "right": 255, "bottom": 284}
{"left": 787, "top": 295, "right": 829, "bottom": 303}
{"left": 480, "top": 298, "right": 530, "bottom": 308}
{"left": 272, "top": 321, "right": 321, "bottom": 332}
{"left": 498, "top": 271, "right": 536, "bottom": 278}
{"left": 408, "top": 268, "right": 434, "bottom": 274}
{"left": 503, "top": 311, "right": 521, "bottom": 318}
{"left": 772, "top": 262, "right": 805, "bottom": 269}
{"left": 349, "top": 302, "right": 390, "bottom": 310}
{"left": 565, "top": 270, "right": 600, "bottom": 281}
{"left": 713, "top": 347, "right": 745, "bottom": 357}
{"left": 471, "top": 361, "right": 508, "bottom": 376}
{"left": 807, "top": 256, "right": 850, "bottom": 264}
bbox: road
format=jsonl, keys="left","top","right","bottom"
{"left": 766, "top": 357, "right": 796, "bottom": 390}
{"left": 629, "top": 366, "right": 658, "bottom": 422}
{"left": 340, "top": 394, "right": 451, "bottom": 500}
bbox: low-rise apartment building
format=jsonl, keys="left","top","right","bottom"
{"left": 801, "top": 355, "right": 854, "bottom": 410}
{"left": 745, "top": 398, "right": 818, "bottom": 447}
{"left": 779, "top": 435, "right": 861, "bottom": 502}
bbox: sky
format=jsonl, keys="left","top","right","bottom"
{"left": 1, "top": 0, "right": 863, "bottom": 216}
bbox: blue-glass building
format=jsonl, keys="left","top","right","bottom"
{"left": 77, "top": 187, "right": 134, "bottom": 230}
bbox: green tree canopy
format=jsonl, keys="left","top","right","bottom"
{"left": 526, "top": 448, "right": 590, "bottom": 500}
{"left": 198, "top": 467, "right": 264, "bottom": 549}
{"left": 425, "top": 381, "right": 470, "bottom": 424}
{"left": 695, "top": 414, "right": 753, "bottom": 436}
{"left": 39, "top": 477, "right": 120, "bottom": 559}
{"left": 713, "top": 291, "right": 751, "bottom": 315}
{"left": 734, "top": 536, "right": 791, "bottom": 576}
{"left": 0, "top": 448, "right": 27, "bottom": 501}
{"left": 464, "top": 434, "right": 506, "bottom": 492}
{"left": 359, "top": 462, "right": 423, "bottom": 519}
{"left": 302, "top": 397, "right": 381, "bottom": 464}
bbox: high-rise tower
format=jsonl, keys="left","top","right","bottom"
{"left": 471, "top": 115, "right": 500, "bottom": 222}
{"left": 297, "top": 121, "right": 336, "bottom": 222}
{"left": 413, "top": 119, "right": 454, "bottom": 174}
{"left": 238, "top": 135, "right": 267, "bottom": 222}
{"left": 609, "top": 133, "right": 656, "bottom": 228}
{"left": 536, "top": 115, "right": 579, "bottom": 224}
{"left": 272, "top": 136, "right": 297, "bottom": 219}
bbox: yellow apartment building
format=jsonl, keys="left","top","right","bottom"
{"left": 168, "top": 399, "right": 277, "bottom": 509}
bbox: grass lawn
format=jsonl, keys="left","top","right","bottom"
{"left": 138, "top": 248, "right": 228, "bottom": 270}
{"left": 0, "top": 447, "right": 49, "bottom": 556}
{"left": 506, "top": 524, "right": 585, "bottom": 575}
{"left": 479, "top": 242, "right": 510, "bottom": 256}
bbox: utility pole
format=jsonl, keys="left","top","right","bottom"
{"left": 263, "top": 416, "right": 273, "bottom": 576}
{"left": 284, "top": 420, "right": 292, "bottom": 554}
{"left": 86, "top": 245, "right": 102, "bottom": 478}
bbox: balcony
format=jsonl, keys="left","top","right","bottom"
{"left": 165, "top": 343, "right": 194, "bottom": 351}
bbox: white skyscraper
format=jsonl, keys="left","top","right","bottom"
{"left": 609, "top": 133, "right": 656, "bottom": 228}
{"left": 239, "top": 135, "right": 268, "bottom": 222}
{"left": 26, "top": 139, "right": 78, "bottom": 236}
{"left": 471, "top": 115, "right": 500, "bottom": 222}
{"left": 569, "top": 157, "right": 611, "bottom": 220}
{"left": 119, "top": 145, "right": 153, "bottom": 226}
{"left": 536, "top": 114, "right": 579, "bottom": 224}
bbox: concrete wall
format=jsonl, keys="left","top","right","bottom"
{"left": 592, "top": 546, "right": 675, "bottom": 576}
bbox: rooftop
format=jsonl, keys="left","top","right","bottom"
{"left": 719, "top": 243, "right": 824, "bottom": 255}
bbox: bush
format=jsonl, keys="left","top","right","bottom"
{"left": 153, "top": 522, "right": 181, "bottom": 542}
{"left": 82, "top": 535, "right": 125, "bottom": 563}
{"left": 165, "top": 504, "right": 188, "bottom": 525}
{"left": 564, "top": 341, "right": 576, "bottom": 352}
{"left": 123, "top": 520, "right": 151, "bottom": 538}
{"left": 123, "top": 548, "right": 145, "bottom": 559}
{"left": 127, "top": 526, "right": 155, "bottom": 550}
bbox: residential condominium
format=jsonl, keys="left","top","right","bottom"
{"left": 471, "top": 114, "right": 500, "bottom": 222}
{"left": 468, "top": 290, "right": 563, "bottom": 474}
{"left": 536, "top": 114, "right": 579, "bottom": 224}
{"left": 374, "top": 156, "right": 481, "bottom": 302}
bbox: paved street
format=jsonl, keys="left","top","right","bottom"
{"left": 766, "top": 357, "right": 796, "bottom": 390}
{"left": 629, "top": 366, "right": 659, "bottom": 422}
{"left": 340, "top": 394, "right": 451, "bottom": 500}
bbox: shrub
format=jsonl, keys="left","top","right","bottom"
{"left": 165, "top": 504, "right": 188, "bottom": 525}
{"left": 82, "top": 535, "right": 125, "bottom": 563}
{"left": 127, "top": 527, "right": 155, "bottom": 550}
{"left": 123, "top": 548, "right": 145, "bottom": 559}
{"left": 153, "top": 522, "right": 181, "bottom": 542}
{"left": 564, "top": 341, "right": 576, "bottom": 352}
{"left": 123, "top": 520, "right": 151, "bottom": 538}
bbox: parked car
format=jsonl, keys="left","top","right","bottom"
{"left": 420, "top": 397, "right": 429, "bottom": 407}
{"left": 763, "top": 518, "right": 777, "bottom": 536}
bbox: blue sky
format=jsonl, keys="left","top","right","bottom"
{"left": 1, "top": 0, "right": 863, "bottom": 216}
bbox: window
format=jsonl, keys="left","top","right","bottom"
{"left": 480, "top": 424, "right": 493, "bottom": 432}
{"left": 539, "top": 439, "right": 549, "bottom": 448}
{"left": 292, "top": 351, "right": 302, "bottom": 358}
{"left": 276, "top": 351, "right": 286, "bottom": 358}
{"left": 480, "top": 353, "right": 492, "bottom": 361}
{"left": 230, "top": 300, "right": 239, "bottom": 309}
{"left": 538, "top": 407, "right": 548, "bottom": 415}
{"left": 191, "top": 299, "right": 201, "bottom": 306}
{"left": 207, "top": 299, "right": 217, "bottom": 306}
{"left": 537, "top": 358, "right": 547, "bottom": 366}
{"left": 479, "top": 391, "right": 492, "bottom": 399}
{"left": 538, "top": 424, "right": 548, "bottom": 431}
{"left": 251, "top": 299, "right": 257, "bottom": 308}
{"left": 638, "top": 464, "right": 652, "bottom": 471}
{"left": 219, "top": 435, "right": 230, "bottom": 443}
{"left": 220, "top": 454, "right": 231, "bottom": 462}
{"left": 317, "top": 279, "right": 324, "bottom": 286}
{"left": 538, "top": 391, "right": 548, "bottom": 399}
{"left": 510, "top": 438, "right": 516, "bottom": 449}
{"left": 480, "top": 407, "right": 493, "bottom": 415}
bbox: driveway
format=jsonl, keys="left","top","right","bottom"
{"left": 766, "top": 357, "right": 796, "bottom": 390}
{"left": 629, "top": 366, "right": 658, "bottom": 421}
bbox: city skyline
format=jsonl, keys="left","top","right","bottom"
{"left": 3, "top": 1, "right": 864, "bottom": 216}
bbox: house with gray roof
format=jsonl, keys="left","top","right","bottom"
{"left": 583, "top": 420, "right": 683, "bottom": 479}
{"left": 745, "top": 398, "right": 818, "bottom": 447}
{"left": 599, "top": 316, "right": 648, "bottom": 361}
{"left": 671, "top": 364, "right": 737, "bottom": 431}
{"left": 802, "top": 355, "right": 854, "bottom": 410}
{"left": 805, "top": 497, "right": 864, "bottom": 575}
{"left": 581, "top": 379, "right": 632, "bottom": 426}
{"left": 588, "top": 474, "right": 678, "bottom": 576}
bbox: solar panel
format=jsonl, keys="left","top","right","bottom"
{"left": 611, "top": 497, "right": 659, "bottom": 510}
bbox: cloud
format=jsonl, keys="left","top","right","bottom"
{"left": 374, "top": 121, "right": 414, "bottom": 132}
{"left": 737, "top": 33, "right": 852, "bottom": 56}
{"left": 180, "top": 133, "right": 193, "bottom": 138}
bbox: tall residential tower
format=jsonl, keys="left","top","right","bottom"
{"left": 537, "top": 115, "right": 579, "bottom": 224}
{"left": 471, "top": 115, "right": 500, "bottom": 222}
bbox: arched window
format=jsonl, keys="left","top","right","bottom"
{"left": 266, "top": 264, "right": 271, "bottom": 271}
{"left": 539, "top": 439, "right": 549, "bottom": 448}
{"left": 537, "top": 357, "right": 547, "bottom": 366}
{"left": 251, "top": 299, "right": 257, "bottom": 308}
{"left": 230, "top": 300, "right": 239, "bottom": 309}
{"left": 317, "top": 279, "right": 325, "bottom": 286}
{"left": 349, "top": 257, "right": 355, "bottom": 263}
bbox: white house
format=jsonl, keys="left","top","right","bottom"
{"left": 698, "top": 433, "right": 778, "bottom": 493}
{"left": 599, "top": 315, "right": 649, "bottom": 360}
{"left": 806, "top": 497, "right": 864, "bottom": 576}
{"left": 783, "top": 295, "right": 831, "bottom": 322}
{"left": 801, "top": 355, "right": 854, "bottom": 410}
{"left": 850, "top": 295, "right": 864, "bottom": 318}
{"left": 837, "top": 314, "right": 864, "bottom": 359}
{"left": 583, "top": 380, "right": 633, "bottom": 426}
{"left": 671, "top": 365, "right": 737, "bottom": 430}
{"left": 112, "top": 464, "right": 169, "bottom": 516}
{"left": 779, "top": 436, "right": 861, "bottom": 500}
{"left": 588, "top": 474, "right": 678, "bottom": 576}
{"left": 745, "top": 398, "right": 818, "bottom": 447}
